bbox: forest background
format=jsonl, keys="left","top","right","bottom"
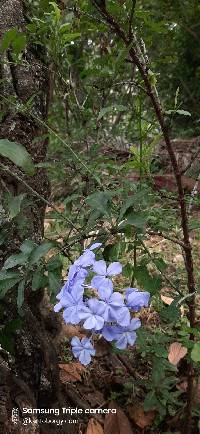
{"left": 0, "top": 1, "right": 200, "bottom": 433}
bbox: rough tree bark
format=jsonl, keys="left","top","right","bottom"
{"left": 0, "top": 2, "right": 76, "bottom": 433}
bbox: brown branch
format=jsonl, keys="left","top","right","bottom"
{"left": 91, "top": 2, "right": 196, "bottom": 432}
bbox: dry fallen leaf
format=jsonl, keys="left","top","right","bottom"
{"left": 161, "top": 295, "right": 174, "bottom": 305}
{"left": 58, "top": 362, "right": 85, "bottom": 383}
{"left": 104, "top": 401, "right": 133, "bottom": 434}
{"left": 168, "top": 342, "right": 187, "bottom": 366}
{"left": 127, "top": 404, "right": 156, "bottom": 429}
{"left": 86, "top": 418, "right": 104, "bottom": 434}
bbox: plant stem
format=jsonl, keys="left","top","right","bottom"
{"left": 91, "top": 2, "right": 196, "bottom": 431}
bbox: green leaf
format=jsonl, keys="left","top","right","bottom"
{"left": 0, "top": 139, "right": 35, "bottom": 175}
{"left": 7, "top": 194, "right": 26, "bottom": 219}
{"left": 144, "top": 390, "right": 159, "bottom": 412}
{"left": 151, "top": 357, "right": 165, "bottom": 387}
{"left": 62, "top": 32, "right": 81, "bottom": 42}
{"left": 48, "top": 271, "right": 61, "bottom": 294}
{"left": 126, "top": 211, "right": 148, "bottom": 228}
{"left": 103, "top": 243, "right": 126, "bottom": 262}
{"left": 86, "top": 191, "right": 112, "bottom": 215}
{"left": 0, "top": 28, "right": 18, "bottom": 53}
{"left": 46, "top": 255, "right": 62, "bottom": 271}
{"left": 20, "top": 240, "right": 37, "bottom": 254}
{"left": 191, "top": 342, "right": 200, "bottom": 362}
{"left": 154, "top": 258, "right": 167, "bottom": 271}
{"left": 160, "top": 300, "right": 180, "bottom": 323}
{"left": 119, "top": 211, "right": 148, "bottom": 229}
{"left": 29, "top": 242, "right": 54, "bottom": 265}
{"left": 0, "top": 273, "right": 23, "bottom": 299}
{"left": 122, "top": 263, "right": 134, "bottom": 279}
{"left": 17, "top": 279, "right": 25, "bottom": 310}
{"left": 12, "top": 33, "right": 26, "bottom": 55}
{"left": 97, "top": 105, "right": 127, "bottom": 120}
{"left": 118, "top": 196, "right": 136, "bottom": 221}
{"left": 3, "top": 252, "right": 29, "bottom": 269}
{"left": 134, "top": 265, "right": 162, "bottom": 294}
{"left": 0, "top": 270, "right": 22, "bottom": 280}
{"left": 32, "top": 268, "right": 45, "bottom": 291}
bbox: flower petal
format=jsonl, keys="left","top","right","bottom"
{"left": 76, "top": 250, "right": 95, "bottom": 267}
{"left": 101, "top": 326, "right": 120, "bottom": 341}
{"left": 130, "top": 318, "right": 141, "bottom": 331}
{"left": 127, "top": 331, "right": 137, "bottom": 346}
{"left": 71, "top": 336, "right": 81, "bottom": 347}
{"left": 107, "top": 262, "right": 122, "bottom": 276}
{"left": 91, "top": 275, "right": 113, "bottom": 292}
{"left": 115, "top": 335, "right": 128, "bottom": 350}
{"left": 98, "top": 284, "right": 113, "bottom": 300}
{"left": 109, "top": 292, "right": 124, "bottom": 307}
{"left": 115, "top": 306, "right": 131, "bottom": 327}
{"left": 79, "top": 350, "right": 92, "bottom": 365}
{"left": 93, "top": 260, "right": 107, "bottom": 275}
{"left": 54, "top": 301, "right": 62, "bottom": 312}
{"left": 88, "top": 243, "right": 102, "bottom": 251}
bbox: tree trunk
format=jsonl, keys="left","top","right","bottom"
{"left": 0, "top": 2, "right": 76, "bottom": 433}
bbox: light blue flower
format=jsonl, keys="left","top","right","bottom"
{"left": 56, "top": 264, "right": 88, "bottom": 300}
{"left": 96, "top": 283, "right": 130, "bottom": 326}
{"left": 71, "top": 337, "right": 96, "bottom": 365}
{"left": 125, "top": 288, "right": 150, "bottom": 311}
{"left": 101, "top": 325, "right": 121, "bottom": 342}
{"left": 91, "top": 260, "right": 122, "bottom": 291}
{"left": 78, "top": 298, "right": 106, "bottom": 331}
{"left": 75, "top": 242, "right": 102, "bottom": 268}
{"left": 102, "top": 318, "right": 141, "bottom": 349}
{"left": 54, "top": 286, "right": 84, "bottom": 325}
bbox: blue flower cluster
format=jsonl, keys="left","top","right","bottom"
{"left": 54, "top": 243, "right": 150, "bottom": 365}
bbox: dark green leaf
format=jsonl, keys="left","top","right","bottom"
{"left": 191, "top": 342, "right": 200, "bottom": 362}
{"left": 0, "top": 273, "right": 23, "bottom": 299}
{"left": 86, "top": 191, "right": 112, "bottom": 215}
{"left": 20, "top": 240, "right": 37, "bottom": 254}
{"left": 118, "top": 196, "right": 136, "bottom": 221}
{"left": 12, "top": 33, "right": 26, "bottom": 55}
{"left": 32, "top": 268, "right": 45, "bottom": 291}
{"left": 3, "top": 252, "right": 29, "bottom": 269}
{"left": 29, "top": 242, "right": 54, "bottom": 265}
{"left": 134, "top": 266, "right": 162, "bottom": 294}
{"left": 46, "top": 255, "right": 62, "bottom": 271}
{"left": 97, "top": 105, "right": 127, "bottom": 120}
{"left": 0, "top": 28, "right": 18, "bottom": 53}
{"left": 0, "top": 139, "right": 35, "bottom": 175}
{"left": 7, "top": 194, "right": 26, "bottom": 219}
{"left": 17, "top": 279, "right": 25, "bottom": 310}
{"left": 160, "top": 300, "right": 180, "bottom": 323}
{"left": 48, "top": 271, "right": 61, "bottom": 294}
